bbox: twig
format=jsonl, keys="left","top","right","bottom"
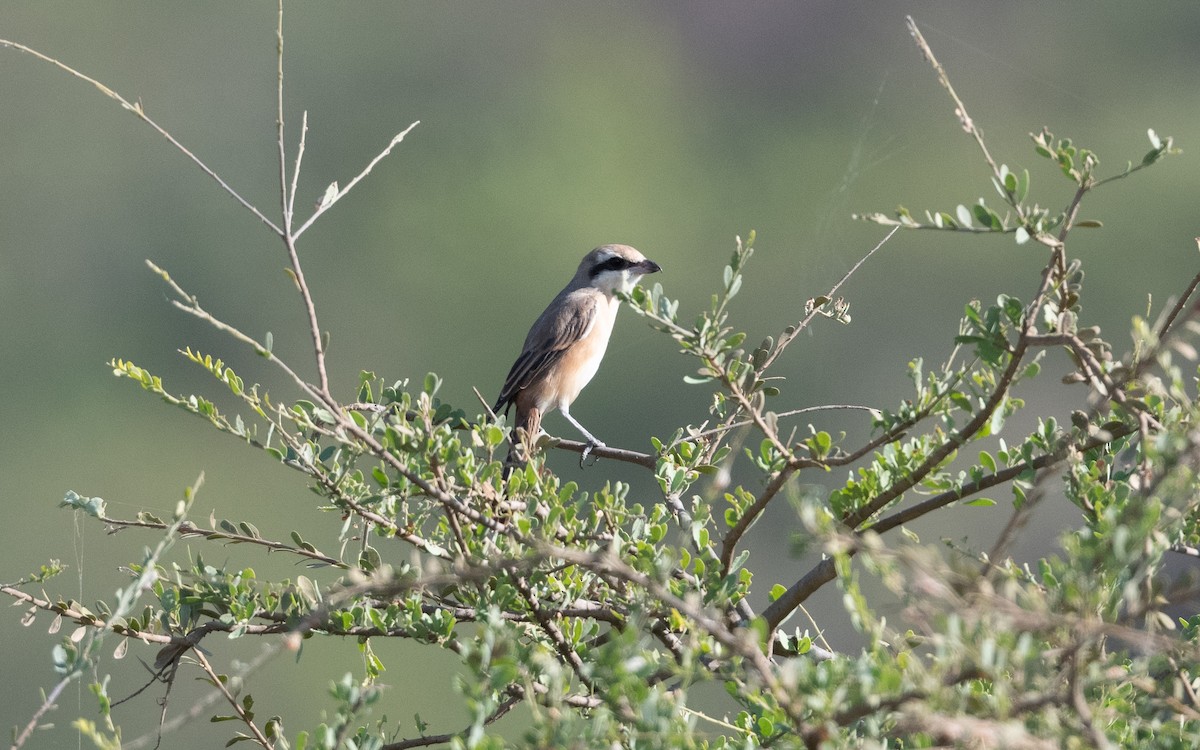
{"left": 548, "top": 436, "right": 656, "bottom": 469}
{"left": 511, "top": 575, "right": 595, "bottom": 692}
{"left": 10, "top": 676, "right": 73, "bottom": 749}
{"left": 0, "top": 39, "right": 282, "bottom": 235}
{"left": 720, "top": 465, "right": 799, "bottom": 574}
{"left": 292, "top": 121, "right": 421, "bottom": 239}
{"left": 683, "top": 403, "right": 879, "bottom": 444}
{"left": 99, "top": 516, "right": 346, "bottom": 568}
{"left": 124, "top": 645, "right": 280, "bottom": 750}
{"left": 904, "top": 18, "right": 1005, "bottom": 202}
{"left": 282, "top": 229, "right": 333, "bottom": 397}
{"left": 542, "top": 545, "right": 782, "bottom": 694}
{"left": 146, "top": 260, "right": 318, "bottom": 401}
{"left": 762, "top": 225, "right": 899, "bottom": 371}
{"left": 275, "top": 0, "right": 289, "bottom": 229}
{"left": 286, "top": 110, "right": 309, "bottom": 228}
{"left": 760, "top": 425, "right": 1135, "bottom": 632}
{"left": 1068, "top": 648, "right": 1114, "bottom": 750}
{"left": 193, "top": 649, "right": 274, "bottom": 749}
{"left": 382, "top": 684, "right": 600, "bottom": 750}
{"left": 841, "top": 339, "right": 1031, "bottom": 531}
{"left": 1154, "top": 259, "right": 1200, "bottom": 341}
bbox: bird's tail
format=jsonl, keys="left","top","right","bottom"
{"left": 502, "top": 405, "right": 541, "bottom": 480}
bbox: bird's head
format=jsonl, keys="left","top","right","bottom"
{"left": 577, "top": 244, "right": 662, "bottom": 296}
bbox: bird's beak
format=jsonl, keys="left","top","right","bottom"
{"left": 639, "top": 259, "right": 662, "bottom": 274}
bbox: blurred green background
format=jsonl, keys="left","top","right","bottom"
{"left": 2, "top": 2, "right": 1198, "bottom": 746}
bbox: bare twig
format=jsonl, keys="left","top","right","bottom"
{"left": 282, "top": 229, "right": 334, "bottom": 397}
{"left": 904, "top": 19, "right": 1006, "bottom": 204}
{"left": 275, "top": 0, "right": 289, "bottom": 229}
{"left": 146, "top": 260, "right": 318, "bottom": 400}
{"left": 11, "top": 676, "right": 73, "bottom": 749}
{"left": 0, "top": 39, "right": 281, "bottom": 234}
{"left": 549, "top": 436, "right": 657, "bottom": 469}
{"left": 292, "top": 121, "right": 420, "bottom": 240}
{"left": 1155, "top": 258, "right": 1200, "bottom": 341}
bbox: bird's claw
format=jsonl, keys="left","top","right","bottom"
{"left": 580, "top": 439, "right": 606, "bottom": 468}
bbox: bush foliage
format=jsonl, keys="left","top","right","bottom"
{"left": 6, "top": 13, "right": 1200, "bottom": 750}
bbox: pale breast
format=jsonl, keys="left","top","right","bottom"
{"left": 548, "top": 294, "right": 620, "bottom": 410}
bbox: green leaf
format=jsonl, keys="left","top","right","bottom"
{"left": 955, "top": 204, "right": 973, "bottom": 227}
{"left": 423, "top": 372, "right": 441, "bottom": 394}
{"left": 1003, "top": 169, "right": 1017, "bottom": 193}
{"left": 965, "top": 497, "right": 996, "bottom": 507}
{"left": 1017, "top": 169, "right": 1030, "bottom": 202}
{"left": 758, "top": 716, "right": 775, "bottom": 736}
{"left": 978, "top": 451, "right": 996, "bottom": 473}
{"left": 728, "top": 273, "right": 743, "bottom": 299}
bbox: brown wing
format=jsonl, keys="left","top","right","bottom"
{"left": 493, "top": 293, "right": 597, "bottom": 415}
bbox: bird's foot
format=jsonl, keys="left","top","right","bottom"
{"left": 580, "top": 438, "right": 606, "bottom": 468}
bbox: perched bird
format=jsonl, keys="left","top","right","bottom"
{"left": 493, "top": 244, "right": 661, "bottom": 473}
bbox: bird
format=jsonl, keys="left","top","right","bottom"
{"left": 493, "top": 244, "right": 662, "bottom": 474}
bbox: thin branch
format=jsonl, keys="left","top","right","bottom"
{"left": 1, "top": 586, "right": 164, "bottom": 645}
{"left": 0, "top": 39, "right": 281, "bottom": 235}
{"left": 275, "top": 0, "right": 289, "bottom": 230}
{"left": 720, "top": 465, "right": 799, "bottom": 574}
{"left": 310, "top": 472, "right": 454, "bottom": 561}
{"left": 11, "top": 676, "right": 73, "bottom": 749}
{"left": 383, "top": 684, "right": 600, "bottom": 750}
{"left": 842, "top": 341, "right": 1030, "bottom": 531}
{"left": 124, "top": 645, "right": 280, "bottom": 750}
{"left": 344, "top": 404, "right": 660, "bottom": 470}
{"left": 292, "top": 121, "right": 421, "bottom": 239}
{"left": 1155, "top": 258, "right": 1200, "bottom": 341}
{"left": 511, "top": 575, "right": 595, "bottom": 692}
{"left": 763, "top": 226, "right": 899, "bottom": 371}
{"left": 1068, "top": 648, "right": 1115, "bottom": 750}
{"left": 193, "top": 649, "right": 274, "bottom": 749}
{"left": 542, "top": 545, "right": 781, "bottom": 693}
{"left": 761, "top": 425, "right": 1135, "bottom": 632}
{"left": 282, "top": 230, "right": 332, "bottom": 397}
{"left": 146, "top": 260, "right": 318, "bottom": 400}
{"left": 904, "top": 18, "right": 1006, "bottom": 203}
{"left": 143, "top": 261, "right": 498, "bottom": 544}
{"left": 683, "top": 403, "right": 880, "bottom": 444}
{"left": 548, "top": 436, "right": 657, "bottom": 469}
{"left": 99, "top": 516, "right": 346, "bottom": 568}
{"left": 286, "top": 111, "right": 309, "bottom": 229}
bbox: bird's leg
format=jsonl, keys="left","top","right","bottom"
{"left": 560, "top": 404, "right": 605, "bottom": 466}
